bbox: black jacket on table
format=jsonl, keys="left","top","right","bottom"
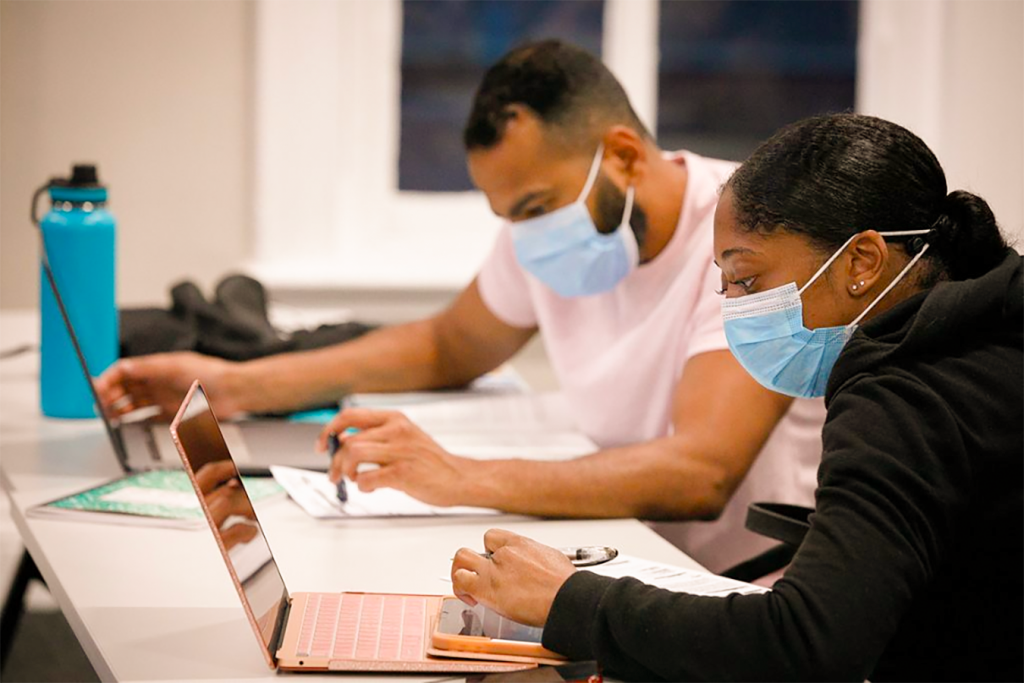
{"left": 542, "top": 250, "right": 1023, "bottom": 681}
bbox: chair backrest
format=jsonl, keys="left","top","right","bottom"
{"left": 745, "top": 502, "right": 812, "bottom": 547}
{"left": 719, "top": 502, "right": 814, "bottom": 583}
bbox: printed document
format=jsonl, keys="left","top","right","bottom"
{"left": 586, "top": 555, "right": 768, "bottom": 596}
{"left": 393, "top": 393, "right": 597, "bottom": 461}
{"left": 270, "top": 465, "right": 501, "bottom": 519}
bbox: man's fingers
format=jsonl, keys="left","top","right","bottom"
{"left": 350, "top": 462, "right": 398, "bottom": 493}
{"left": 341, "top": 408, "right": 400, "bottom": 431}
{"left": 316, "top": 415, "right": 343, "bottom": 453}
{"left": 341, "top": 441, "right": 395, "bottom": 482}
{"left": 95, "top": 361, "right": 128, "bottom": 391}
{"left": 109, "top": 394, "right": 133, "bottom": 412}
{"left": 318, "top": 409, "right": 398, "bottom": 453}
{"left": 95, "top": 362, "right": 145, "bottom": 415}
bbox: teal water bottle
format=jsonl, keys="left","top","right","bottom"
{"left": 32, "top": 164, "right": 118, "bottom": 418}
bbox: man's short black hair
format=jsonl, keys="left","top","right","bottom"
{"left": 463, "top": 39, "right": 650, "bottom": 151}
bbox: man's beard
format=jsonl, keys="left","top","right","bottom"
{"left": 593, "top": 174, "right": 648, "bottom": 256}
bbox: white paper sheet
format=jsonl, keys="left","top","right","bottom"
{"left": 586, "top": 555, "right": 768, "bottom": 596}
{"left": 343, "top": 365, "right": 529, "bottom": 410}
{"left": 397, "top": 392, "right": 578, "bottom": 434}
{"left": 386, "top": 393, "right": 597, "bottom": 462}
{"left": 270, "top": 465, "right": 501, "bottom": 519}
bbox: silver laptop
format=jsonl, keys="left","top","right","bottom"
{"left": 37, "top": 229, "right": 327, "bottom": 476}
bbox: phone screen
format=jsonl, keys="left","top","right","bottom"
{"left": 437, "top": 598, "right": 544, "bottom": 643}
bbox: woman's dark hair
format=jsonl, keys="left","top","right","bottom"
{"left": 727, "top": 113, "right": 1009, "bottom": 282}
{"left": 463, "top": 39, "right": 649, "bottom": 152}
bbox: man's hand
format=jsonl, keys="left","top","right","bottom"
{"left": 95, "top": 352, "right": 242, "bottom": 420}
{"left": 451, "top": 529, "right": 575, "bottom": 627}
{"left": 317, "top": 408, "right": 479, "bottom": 507}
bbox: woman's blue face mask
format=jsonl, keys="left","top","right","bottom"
{"left": 720, "top": 230, "right": 933, "bottom": 398}
{"left": 510, "top": 145, "right": 638, "bottom": 298}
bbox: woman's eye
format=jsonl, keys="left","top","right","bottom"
{"left": 718, "top": 276, "right": 756, "bottom": 295}
{"left": 735, "top": 276, "right": 756, "bottom": 291}
{"left": 524, "top": 206, "right": 546, "bottom": 219}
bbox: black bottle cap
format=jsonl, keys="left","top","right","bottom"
{"left": 69, "top": 164, "right": 100, "bottom": 187}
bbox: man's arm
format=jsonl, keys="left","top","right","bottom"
{"left": 327, "top": 350, "right": 793, "bottom": 519}
{"left": 95, "top": 279, "right": 535, "bottom": 419}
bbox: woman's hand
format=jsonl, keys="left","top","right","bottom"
{"left": 450, "top": 528, "right": 576, "bottom": 627}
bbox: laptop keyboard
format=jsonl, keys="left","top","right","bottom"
{"left": 295, "top": 593, "right": 428, "bottom": 661}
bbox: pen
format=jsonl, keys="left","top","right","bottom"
{"left": 477, "top": 546, "right": 618, "bottom": 567}
{"left": 326, "top": 427, "right": 359, "bottom": 503}
{"left": 560, "top": 546, "right": 618, "bottom": 567}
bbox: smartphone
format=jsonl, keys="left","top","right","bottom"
{"left": 431, "top": 597, "right": 566, "bottom": 661}
{"left": 434, "top": 661, "right": 603, "bottom": 683}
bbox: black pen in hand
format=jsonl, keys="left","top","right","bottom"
{"left": 327, "top": 432, "right": 348, "bottom": 503}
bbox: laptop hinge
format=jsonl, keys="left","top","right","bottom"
{"left": 271, "top": 595, "right": 292, "bottom": 663}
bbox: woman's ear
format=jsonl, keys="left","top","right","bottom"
{"left": 845, "top": 231, "right": 888, "bottom": 298}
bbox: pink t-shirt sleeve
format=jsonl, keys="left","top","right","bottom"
{"left": 476, "top": 225, "right": 539, "bottom": 329}
{"left": 681, "top": 259, "right": 730, "bottom": 361}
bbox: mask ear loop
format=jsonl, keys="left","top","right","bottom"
{"left": 797, "top": 229, "right": 934, "bottom": 297}
{"left": 798, "top": 233, "right": 858, "bottom": 296}
{"left": 621, "top": 184, "right": 635, "bottom": 225}
{"left": 576, "top": 143, "right": 605, "bottom": 203}
{"left": 617, "top": 184, "right": 640, "bottom": 267}
{"left": 848, "top": 241, "right": 931, "bottom": 328}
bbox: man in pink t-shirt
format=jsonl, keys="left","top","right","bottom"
{"left": 96, "top": 40, "right": 824, "bottom": 571}
{"left": 472, "top": 143, "right": 824, "bottom": 571}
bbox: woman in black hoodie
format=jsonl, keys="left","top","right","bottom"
{"left": 450, "top": 113, "right": 1023, "bottom": 681}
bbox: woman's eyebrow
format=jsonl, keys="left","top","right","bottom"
{"left": 717, "top": 246, "right": 759, "bottom": 264}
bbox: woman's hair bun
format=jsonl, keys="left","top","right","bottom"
{"left": 931, "top": 190, "right": 1007, "bottom": 280}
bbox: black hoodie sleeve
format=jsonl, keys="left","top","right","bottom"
{"left": 542, "top": 370, "right": 971, "bottom": 681}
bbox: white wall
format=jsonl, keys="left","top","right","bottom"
{"left": 858, "top": 0, "right": 1024, "bottom": 250}
{"left": 3, "top": 0, "right": 1020, "bottom": 316}
{"left": 1, "top": 0, "right": 253, "bottom": 310}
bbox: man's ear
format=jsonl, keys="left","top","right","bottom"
{"left": 601, "top": 125, "right": 647, "bottom": 181}
{"left": 499, "top": 104, "right": 529, "bottom": 129}
{"left": 845, "top": 231, "right": 888, "bottom": 299}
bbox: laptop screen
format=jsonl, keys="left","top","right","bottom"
{"left": 37, "top": 228, "right": 133, "bottom": 472}
{"left": 170, "top": 381, "right": 289, "bottom": 665}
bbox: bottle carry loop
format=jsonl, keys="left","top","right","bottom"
{"left": 30, "top": 180, "right": 55, "bottom": 227}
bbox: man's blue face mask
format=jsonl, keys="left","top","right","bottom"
{"left": 720, "top": 230, "right": 933, "bottom": 398}
{"left": 511, "top": 145, "right": 638, "bottom": 298}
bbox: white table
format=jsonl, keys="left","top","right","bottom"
{"left": 0, "top": 311, "right": 704, "bottom": 682}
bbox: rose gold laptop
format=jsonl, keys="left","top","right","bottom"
{"left": 169, "top": 380, "right": 531, "bottom": 674}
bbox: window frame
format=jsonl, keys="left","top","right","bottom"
{"left": 250, "top": 0, "right": 659, "bottom": 290}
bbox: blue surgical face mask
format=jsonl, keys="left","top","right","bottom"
{"left": 720, "top": 230, "right": 933, "bottom": 398}
{"left": 511, "top": 145, "right": 638, "bottom": 297}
